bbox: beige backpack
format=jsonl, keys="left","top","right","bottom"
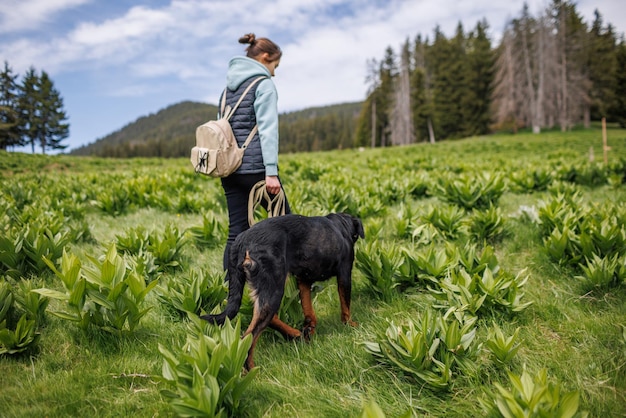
{"left": 191, "top": 76, "right": 265, "bottom": 177}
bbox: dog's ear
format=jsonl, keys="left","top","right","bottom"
{"left": 353, "top": 217, "right": 365, "bottom": 239}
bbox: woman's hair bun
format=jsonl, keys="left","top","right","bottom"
{"left": 238, "top": 33, "right": 256, "bottom": 45}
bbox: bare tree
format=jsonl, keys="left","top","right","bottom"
{"left": 492, "top": 29, "right": 522, "bottom": 131}
{"left": 365, "top": 58, "right": 380, "bottom": 147}
{"left": 493, "top": 1, "right": 592, "bottom": 133}
{"left": 390, "top": 39, "right": 414, "bottom": 145}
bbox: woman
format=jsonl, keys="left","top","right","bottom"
{"left": 219, "top": 33, "right": 291, "bottom": 270}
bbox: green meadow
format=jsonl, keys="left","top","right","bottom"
{"left": 1, "top": 127, "right": 625, "bottom": 417}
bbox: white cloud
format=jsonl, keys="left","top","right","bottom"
{"left": 0, "top": 0, "right": 90, "bottom": 33}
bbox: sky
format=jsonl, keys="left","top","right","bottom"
{"left": 1, "top": 0, "right": 625, "bottom": 153}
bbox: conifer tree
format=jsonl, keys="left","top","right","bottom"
{"left": 429, "top": 24, "right": 466, "bottom": 139}
{"left": 0, "top": 61, "right": 22, "bottom": 150}
{"left": 461, "top": 20, "right": 494, "bottom": 137}
{"left": 410, "top": 35, "right": 432, "bottom": 142}
{"left": 19, "top": 67, "right": 40, "bottom": 153}
{"left": 587, "top": 10, "right": 618, "bottom": 122}
{"left": 378, "top": 47, "right": 396, "bottom": 146}
{"left": 611, "top": 39, "right": 626, "bottom": 127}
{"left": 18, "top": 67, "right": 69, "bottom": 153}
{"left": 37, "top": 71, "right": 69, "bottom": 153}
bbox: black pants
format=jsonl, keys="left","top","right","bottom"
{"left": 220, "top": 173, "right": 291, "bottom": 270}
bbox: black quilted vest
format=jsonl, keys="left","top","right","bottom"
{"left": 220, "top": 76, "right": 265, "bottom": 174}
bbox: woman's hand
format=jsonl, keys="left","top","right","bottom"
{"left": 265, "top": 175, "right": 281, "bottom": 195}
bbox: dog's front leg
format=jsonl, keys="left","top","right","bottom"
{"left": 297, "top": 280, "right": 317, "bottom": 340}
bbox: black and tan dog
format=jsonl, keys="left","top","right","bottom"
{"left": 201, "top": 213, "right": 364, "bottom": 369}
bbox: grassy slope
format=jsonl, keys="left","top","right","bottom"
{"left": 1, "top": 127, "right": 625, "bottom": 417}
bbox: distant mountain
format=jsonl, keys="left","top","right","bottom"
{"left": 70, "top": 100, "right": 363, "bottom": 158}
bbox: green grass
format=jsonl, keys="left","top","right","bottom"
{"left": 1, "top": 127, "right": 626, "bottom": 417}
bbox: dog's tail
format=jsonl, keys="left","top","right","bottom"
{"left": 201, "top": 250, "right": 255, "bottom": 325}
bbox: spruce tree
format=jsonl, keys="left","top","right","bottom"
{"left": 611, "top": 39, "right": 626, "bottom": 127}
{"left": 18, "top": 67, "right": 69, "bottom": 153}
{"left": 18, "top": 67, "right": 40, "bottom": 153}
{"left": 37, "top": 71, "right": 69, "bottom": 153}
{"left": 378, "top": 47, "right": 396, "bottom": 147}
{"left": 0, "top": 61, "right": 22, "bottom": 150}
{"left": 410, "top": 35, "right": 432, "bottom": 142}
{"left": 587, "top": 10, "right": 618, "bottom": 121}
{"left": 461, "top": 20, "right": 494, "bottom": 136}
{"left": 429, "top": 24, "right": 466, "bottom": 140}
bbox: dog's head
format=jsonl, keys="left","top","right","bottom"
{"left": 328, "top": 213, "right": 365, "bottom": 243}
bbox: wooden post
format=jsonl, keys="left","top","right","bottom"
{"left": 602, "top": 117, "right": 609, "bottom": 164}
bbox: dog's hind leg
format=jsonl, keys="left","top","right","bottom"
{"left": 297, "top": 280, "right": 318, "bottom": 339}
{"left": 269, "top": 314, "right": 301, "bottom": 340}
{"left": 241, "top": 280, "right": 285, "bottom": 370}
{"left": 337, "top": 270, "right": 358, "bottom": 327}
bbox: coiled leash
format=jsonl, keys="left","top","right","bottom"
{"left": 247, "top": 180, "right": 286, "bottom": 226}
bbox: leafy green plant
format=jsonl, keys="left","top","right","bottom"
{"left": 480, "top": 367, "right": 588, "bottom": 418}
{"left": 129, "top": 250, "right": 160, "bottom": 283}
{"left": 355, "top": 241, "right": 402, "bottom": 302}
{"left": 157, "top": 268, "right": 227, "bottom": 318}
{"left": 147, "top": 223, "right": 189, "bottom": 271}
{"left": 558, "top": 162, "right": 607, "bottom": 187}
{"left": 431, "top": 266, "right": 531, "bottom": 317}
{"left": 478, "top": 268, "right": 532, "bottom": 313}
{"left": 431, "top": 269, "right": 487, "bottom": 318}
{"left": 159, "top": 315, "right": 258, "bottom": 417}
{"left": 116, "top": 226, "right": 150, "bottom": 255}
{"left": 410, "top": 223, "right": 440, "bottom": 247}
{"left": 35, "top": 245, "right": 158, "bottom": 333}
{"left": 468, "top": 206, "right": 506, "bottom": 242}
{"left": 537, "top": 192, "right": 585, "bottom": 237}
{"left": 456, "top": 243, "right": 500, "bottom": 276}
{"left": 389, "top": 204, "right": 418, "bottom": 240}
{"left": 364, "top": 309, "right": 480, "bottom": 391}
{"left": 579, "top": 215, "right": 625, "bottom": 260}
{"left": 509, "top": 168, "right": 553, "bottom": 193}
{"left": 577, "top": 253, "right": 622, "bottom": 290}
{"left": 404, "top": 244, "right": 456, "bottom": 284}
{"left": 186, "top": 214, "right": 226, "bottom": 250}
{"left": 485, "top": 323, "right": 521, "bottom": 365}
{"left": 543, "top": 226, "right": 582, "bottom": 266}
{"left": 436, "top": 172, "right": 505, "bottom": 210}
{"left": 0, "top": 233, "right": 25, "bottom": 279}
{"left": 0, "top": 278, "right": 47, "bottom": 355}
{"left": 92, "top": 183, "right": 131, "bottom": 216}
{"left": 422, "top": 205, "right": 466, "bottom": 240}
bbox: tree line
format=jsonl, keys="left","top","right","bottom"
{"left": 0, "top": 62, "right": 69, "bottom": 154}
{"left": 3, "top": 0, "right": 624, "bottom": 157}
{"left": 355, "top": 0, "right": 626, "bottom": 147}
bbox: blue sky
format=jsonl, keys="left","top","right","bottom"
{"left": 1, "top": 0, "right": 624, "bottom": 153}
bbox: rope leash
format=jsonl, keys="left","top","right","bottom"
{"left": 247, "top": 180, "right": 286, "bottom": 226}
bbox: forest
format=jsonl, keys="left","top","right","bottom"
{"left": 2, "top": 0, "right": 625, "bottom": 157}
{"left": 355, "top": 1, "right": 626, "bottom": 148}
{"left": 84, "top": 1, "right": 626, "bottom": 158}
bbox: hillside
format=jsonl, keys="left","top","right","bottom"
{"left": 70, "top": 100, "right": 363, "bottom": 158}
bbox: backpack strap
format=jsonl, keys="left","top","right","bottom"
{"left": 221, "top": 76, "right": 266, "bottom": 120}
{"left": 241, "top": 125, "right": 258, "bottom": 149}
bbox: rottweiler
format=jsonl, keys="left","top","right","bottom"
{"left": 201, "top": 213, "right": 365, "bottom": 369}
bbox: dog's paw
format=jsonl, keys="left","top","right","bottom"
{"left": 302, "top": 325, "right": 316, "bottom": 341}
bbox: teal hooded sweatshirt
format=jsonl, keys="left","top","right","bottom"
{"left": 225, "top": 56, "right": 280, "bottom": 176}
